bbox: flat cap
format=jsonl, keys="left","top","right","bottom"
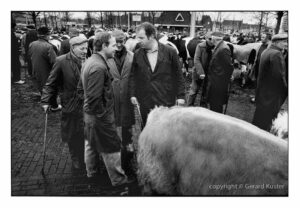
{"left": 272, "top": 33, "right": 288, "bottom": 42}
{"left": 211, "top": 31, "right": 225, "bottom": 37}
{"left": 69, "top": 36, "right": 88, "bottom": 47}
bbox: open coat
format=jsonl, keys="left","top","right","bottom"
{"left": 107, "top": 50, "right": 134, "bottom": 127}
{"left": 129, "top": 42, "right": 185, "bottom": 123}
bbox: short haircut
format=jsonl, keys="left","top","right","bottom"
{"left": 265, "top": 32, "right": 272, "bottom": 41}
{"left": 136, "top": 22, "right": 157, "bottom": 39}
{"left": 93, "top": 32, "right": 111, "bottom": 52}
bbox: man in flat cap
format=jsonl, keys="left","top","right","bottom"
{"left": 252, "top": 33, "right": 288, "bottom": 131}
{"left": 107, "top": 30, "right": 135, "bottom": 178}
{"left": 29, "top": 27, "right": 60, "bottom": 110}
{"left": 79, "top": 32, "right": 129, "bottom": 193}
{"left": 41, "top": 36, "right": 88, "bottom": 170}
{"left": 206, "top": 32, "right": 234, "bottom": 113}
{"left": 187, "top": 32, "right": 214, "bottom": 107}
{"left": 59, "top": 27, "right": 80, "bottom": 55}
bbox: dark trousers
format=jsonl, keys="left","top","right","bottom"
{"left": 187, "top": 76, "right": 208, "bottom": 107}
{"left": 252, "top": 107, "right": 279, "bottom": 132}
{"left": 12, "top": 56, "right": 21, "bottom": 82}
{"left": 209, "top": 101, "right": 224, "bottom": 113}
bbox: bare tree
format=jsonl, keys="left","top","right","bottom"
{"left": 62, "top": 12, "right": 72, "bottom": 27}
{"left": 86, "top": 12, "right": 93, "bottom": 27}
{"left": 93, "top": 12, "right": 104, "bottom": 28}
{"left": 43, "top": 12, "right": 48, "bottom": 28}
{"left": 27, "top": 11, "right": 41, "bottom": 29}
{"left": 149, "top": 11, "right": 158, "bottom": 25}
{"left": 274, "top": 11, "right": 285, "bottom": 34}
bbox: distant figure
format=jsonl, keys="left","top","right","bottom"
{"left": 11, "top": 22, "right": 25, "bottom": 84}
{"left": 59, "top": 27, "right": 80, "bottom": 55}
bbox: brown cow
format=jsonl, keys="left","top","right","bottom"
{"left": 137, "top": 107, "right": 288, "bottom": 195}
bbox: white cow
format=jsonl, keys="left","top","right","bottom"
{"left": 137, "top": 107, "right": 288, "bottom": 195}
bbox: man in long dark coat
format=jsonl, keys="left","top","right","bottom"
{"left": 206, "top": 32, "right": 234, "bottom": 113}
{"left": 41, "top": 36, "right": 88, "bottom": 170}
{"left": 252, "top": 33, "right": 288, "bottom": 131}
{"left": 129, "top": 22, "right": 185, "bottom": 125}
{"left": 29, "top": 27, "right": 59, "bottom": 109}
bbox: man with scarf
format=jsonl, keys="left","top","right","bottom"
{"left": 187, "top": 32, "right": 214, "bottom": 107}
{"left": 41, "top": 36, "right": 88, "bottom": 170}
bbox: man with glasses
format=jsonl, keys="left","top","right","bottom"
{"left": 252, "top": 33, "right": 288, "bottom": 131}
{"left": 187, "top": 32, "right": 214, "bottom": 107}
{"left": 107, "top": 30, "right": 135, "bottom": 178}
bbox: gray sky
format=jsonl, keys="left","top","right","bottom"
{"left": 70, "top": 11, "right": 278, "bottom": 27}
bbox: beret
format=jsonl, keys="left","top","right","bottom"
{"left": 69, "top": 36, "right": 88, "bottom": 47}
{"left": 272, "top": 33, "right": 288, "bottom": 42}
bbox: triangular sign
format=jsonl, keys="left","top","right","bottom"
{"left": 175, "top": 13, "right": 184, "bottom": 22}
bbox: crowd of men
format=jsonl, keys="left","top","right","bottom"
{"left": 11, "top": 21, "right": 288, "bottom": 195}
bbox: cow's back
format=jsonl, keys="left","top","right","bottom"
{"left": 137, "top": 107, "right": 288, "bottom": 195}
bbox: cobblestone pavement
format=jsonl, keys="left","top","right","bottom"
{"left": 11, "top": 66, "right": 287, "bottom": 196}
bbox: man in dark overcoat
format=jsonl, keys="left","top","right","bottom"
{"left": 129, "top": 22, "right": 185, "bottom": 125}
{"left": 29, "top": 27, "right": 59, "bottom": 109}
{"left": 41, "top": 36, "right": 88, "bottom": 170}
{"left": 252, "top": 33, "right": 288, "bottom": 131}
{"left": 206, "top": 32, "right": 234, "bottom": 113}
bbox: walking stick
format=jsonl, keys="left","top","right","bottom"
{"left": 224, "top": 81, "right": 232, "bottom": 114}
{"left": 41, "top": 110, "right": 48, "bottom": 177}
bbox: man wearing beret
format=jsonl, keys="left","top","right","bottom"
{"left": 252, "top": 33, "right": 288, "bottom": 131}
{"left": 59, "top": 27, "right": 80, "bottom": 56}
{"left": 107, "top": 30, "right": 135, "bottom": 178}
{"left": 79, "top": 32, "right": 129, "bottom": 191}
{"left": 41, "top": 36, "right": 88, "bottom": 170}
{"left": 29, "top": 27, "right": 60, "bottom": 110}
{"left": 206, "top": 32, "right": 234, "bottom": 113}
